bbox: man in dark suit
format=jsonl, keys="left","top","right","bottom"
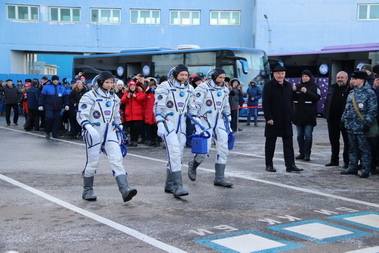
{"left": 324, "top": 71, "right": 351, "bottom": 168}
{"left": 262, "top": 66, "right": 303, "bottom": 173}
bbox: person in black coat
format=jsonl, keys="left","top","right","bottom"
{"left": 24, "top": 79, "right": 41, "bottom": 131}
{"left": 292, "top": 70, "right": 321, "bottom": 161}
{"left": 0, "top": 79, "right": 21, "bottom": 126}
{"left": 323, "top": 71, "right": 351, "bottom": 168}
{"left": 262, "top": 66, "right": 303, "bottom": 173}
{"left": 67, "top": 80, "right": 87, "bottom": 138}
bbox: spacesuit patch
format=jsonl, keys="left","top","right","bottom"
{"left": 167, "top": 101, "right": 174, "bottom": 108}
{"left": 93, "top": 111, "right": 101, "bottom": 119}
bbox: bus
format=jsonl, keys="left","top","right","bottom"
{"left": 72, "top": 47, "right": 271, "bottom": 88}
{"left": 268, "top": 43, "right": 379, "bottom": 115}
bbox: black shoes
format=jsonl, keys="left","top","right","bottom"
{"left": 340, "top": 170, "right": 358, "bottom": 175}
{"left": 343, "top": 163, "right": 348, "bottom": 169}
{"left": 295, "top": 154, "right": 305, "bottom": 160}
{"left": 286, "top": 165, "right": 303, "bottom": 172}
{"left": 265, "top": 165, "right": 276, "bottom": 172}
{"left": 304, "top": 156, "right": 310, "bottom": 161}
{"left": 325, "top": 162, "right": 339, "bottom": 166}
{"left": 359, "top": 173, "right": 369, "bottom": 178}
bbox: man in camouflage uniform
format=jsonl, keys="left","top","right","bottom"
{"left": 341, "top": 71, "right": 377, "bottom": 178}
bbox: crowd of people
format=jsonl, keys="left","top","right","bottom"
{"left": 262, "top": 64, "right": 379, "bottom": 179}
{"left": 1, "top": 62, "right": 379, "bottom": 202}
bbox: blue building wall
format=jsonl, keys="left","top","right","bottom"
{"left": 0, "top": 0, "right": 256, "bottom": 79}
{"left": 1, "top": 0, "right": 378, "bottom": 80}
{"left": 255, "top": 0, "right": 379, "bottom": 54}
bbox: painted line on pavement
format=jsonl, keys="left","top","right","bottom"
{"left": 3, "top": 128, "right": 379, "bottom": 213}
{"left": 0, "top": 173, "right": 186, "bottom": 253}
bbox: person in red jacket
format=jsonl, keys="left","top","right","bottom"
{"left": 144, "top": 78, "right": 159, "bottom": 146}
{"left": 121, "top": 80, "right": 146, "bottom": 147}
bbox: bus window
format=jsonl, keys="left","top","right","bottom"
{"left": 185, "top": 52, "right": 215, "bottom": 66}
{"left": 152, "top": 53, "right": 184, "bottom": 76}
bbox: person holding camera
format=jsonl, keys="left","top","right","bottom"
{"left": 292, "top": 70, "right": 321, "bottom": 161}
{"left": 121, "top": 80, "right": 146, "bottom": 147}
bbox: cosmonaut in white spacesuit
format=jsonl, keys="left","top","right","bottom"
{"left": 77, "top": 71, "right": 137, "bottom": 202}
{"left": 188, "top": 68, "right": 233, "bottom": 187}
{"left": 154, "top": 64, "right": 195, "bottom": 197}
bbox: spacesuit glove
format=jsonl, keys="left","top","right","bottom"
{"left": 157, "top": 122, "right": 166, "bottom": 137}
{"left": 85, "top": 124, "right": 101, "bottom": 144}
{"left": 195, "top": 124, "right": 203, "bottom": 134}
{"left": 38, "top": 106, "right": 44, "bottom": 111}
{"left": 64, "top": 105, "right": 69, "bottom": 111}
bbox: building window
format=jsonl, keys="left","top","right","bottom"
{"left": 210, "top": 11, "right": 240, "bottom": 25}
{"left": 91, "top": 8, "right": 121, "bottom": 24}
{"left": 358, "top": 4, "right": 379, "bottom": 20}
{"left": 7, "top": 5, "right": 39, "bottom": 21}
{"left": 130, "top": 9, "right": 160, "bottom": 24}
{"left": 50, "top": 7, "right": 80, "bottom": 22}
{"left": 170, "top": 10, "right": 200, "bottom": 25}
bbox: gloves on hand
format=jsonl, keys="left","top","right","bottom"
{"left": 195, "top": 125, "right": 203, "bottom": 134}
{"left": 363, "top": 123, "right": 371, "bottom": 133}
{"left": 157, "top": 122, "right": 166, "bottom": 137}
{"left": 85, "top": 124, "right": 101, "bottom": 144}
{"left": 64, "top": 105, "right": 69, "bottom": 111}
{"left": 38, "top": 106, "right": 44, "bottom": 111}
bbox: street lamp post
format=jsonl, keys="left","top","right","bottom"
{"left": 264, "top": 14, "right": 272, "bottom": 52}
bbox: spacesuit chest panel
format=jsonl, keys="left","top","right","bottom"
{"left": 166, "top": 87, "right": 191, "bottom": 114}
{"left": 90, "top": 92, "right": 117, "bottom": 124}
{"left": 205, "top": 87, "right": 227, "bottom": 112}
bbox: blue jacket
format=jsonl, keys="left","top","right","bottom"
{"left": 26, "top": 85, "right": 41, "bottom": 110}
{"left": 342, "top": 83, "right": 377, "bottom": 134}
{"left": 246, "top": 85, "right": 262, "bottom": 106}
{"left": 38, "top": 82, "right": 69, "bottom": 110}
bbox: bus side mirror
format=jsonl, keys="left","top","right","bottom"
{"left": 239, "top": 59, "right": 249, "bottom": 74}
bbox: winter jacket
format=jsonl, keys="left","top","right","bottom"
{"left": 120, "top": 88, "right": 146, "bottom": 121}
{"left": 144, "top": 90, "right": 156, "bottom": 125}
{"left": 263, "top": 79, "right": 294, "bottom": 138}
{"left": 0, "top": 85, "right": 20, "bottom": 104}
{"left": 68, "top": 88, "right": 87, "bottom": 111}
{"left": 246, "top": 85, "right": 262, "bottom": 106}
{"left": 26, "top": 85, "right": 41, "bottom": 110}
{"left": 324, "top": 82, "right": 351, "bottom": 122}
{"left": 342, "top": 83, "right": 377, "bottom": 134}
{"left": 292, "top": 81, "right": 321, "bottom": 126}
{"left": 38, "top": 82, "right": 69, "bottom": 111}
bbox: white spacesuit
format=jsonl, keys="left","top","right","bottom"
{"left": 154, "top": 64, "right": 194, "bottom": 197}
{"left": 76, "top": 71, "right": 137, "bottom": 202}
{"left": 188, "top": 68, "right": 233, "bottom": 187}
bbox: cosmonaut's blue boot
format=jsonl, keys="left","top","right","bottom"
{"left": 188, "top": 159, "right": 201, "bottom": 181}
{"left": 214, "top": 163, "right": 233, "bottom": 187}
{"left": 82, "top": 176, "right": 97, "bottom": 201}
{"left": 115, "top": 174, "right": 137, "bottom": 202}
{"left": 172, "top": 171, "right": 189, "bottom": 197}
{"left": 164, "top": 169, "right": 174, "bottom": 193}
